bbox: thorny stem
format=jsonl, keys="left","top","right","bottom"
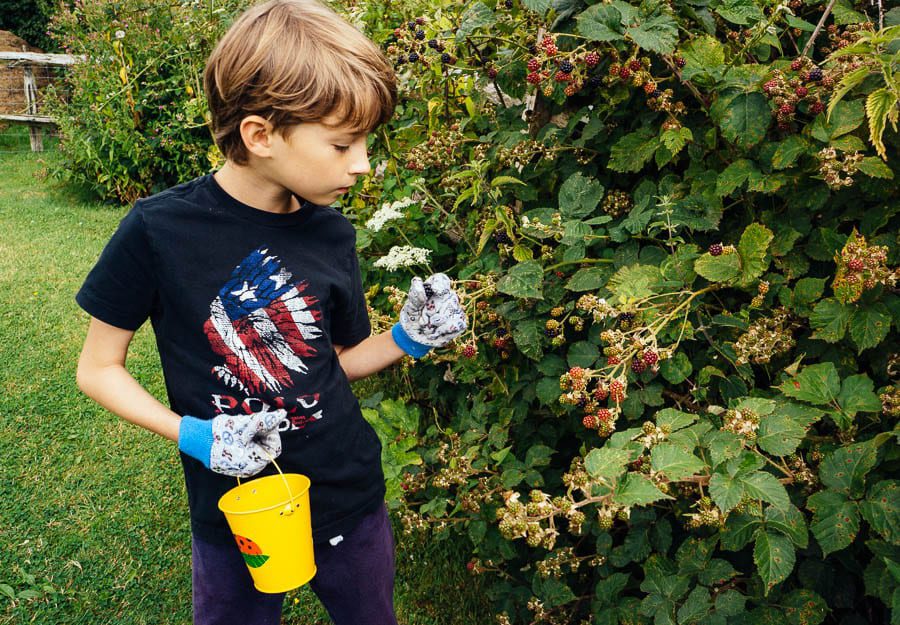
{"left": 802, "top": 0, "right": 839, "bottom": 59}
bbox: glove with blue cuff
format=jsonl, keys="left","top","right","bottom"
{"left": 179, "top": 408, "right": 286, "bottom": 478}
{"left": 392, "top": 272, "right": 467, "bottom": 359}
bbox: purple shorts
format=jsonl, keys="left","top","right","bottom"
{"left": 191, "top": 502, "right": 398, "bottom": 625}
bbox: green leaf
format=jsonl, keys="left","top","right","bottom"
{"left": 819, "top": 440, "right": 879, "bottom": 498}
{"left": 810, "top": 298, "right": 851, "bottom": 343}
{"left": 559, "top": 172, "right": 605, "bottom": 219}
{"left": 497, "top": 261, "right": 544, "bottom": 299}
{"left": 608, "top": 127, "right": 660, "bottom": 173}
{"left": 709, "top": 471, "right": 744, "bottom": 513}
{"left": 793, "top": 277, "right": 826, "bottom": 307}
{"left": 720, "top": 512, "right": 762, "bottom": 551}
{"left": 715, "top": 159, "right": 757, "bottom": 197}
{"left": 826, "top": 66, "right": 870, "bottom": 123}
{"left": 613, "top": 473, "right": 673, "bottom": 507}
{"left": 754, "top": 531, "right": 795, "bottom": 592}
{"left": 456, "top": 2, "right": 496, "bottom": 39}
{"left": 568, "top": 341, "right": 599, "bottom": 368}
{"left": 566, "top": 265, "right": 613, "bottom": 291}
{"left": 536, "top": 376, "right": 562, "bottom": 406}
{"left": 857, "top": 156, "right": 894, "bottom": 179}
{"left": 607, "top": 264, "right": 664, "bottom": 303}
{"left": 511, "top": 318, "right": 544, "bottom": 361}
{"left": 676, "top": 585, "right": 712, "bottom": 624}
{"left": 765, "top": 504, "right": 809, "bottom": 548}
{"left": 626, "top": 14, "right": 678, "bottom": 54}
{"left": 807, "top": 490, "right": 860, "bottom": 556}
{"left": 737, "top": 223, "right": 773, "bottom": 285}
{"left": 656, "top": 408, "right": 698, "bottom": 432}
{"left": 522, "top": 0, "right": 552, "bottom": 13}
{"left": 661, "top": 126, "right": 693, "bottom": 158}
{"left": 576, "top": 3, "right": 625, "bottom": 42}
{"left": 783, "top": 590, "right": 828, "bottom": 625}
{"left": 705, "top": 430, "right": 743, "bottom": 468}
{"left": 860, "top": 480, "right": 900, "bottom": 543}
{"left": 679, "top": 35, "right": 725, "bottom": 83}
{"left": 717, "top": 92, "right": 770, "bottom": 149}
{"left": 810, "top": 98, "right": 866, "bottom": 141}
{"left": 585, "top": 447, "right": 632, "bottom": 482}
{"left": 757, "top": 414, "right": 808, "bottom": 456}
{"left": 715, "top": 0, "right": 764, "bottom": 25}
{"left": 742, "top": 471, "right": 789, "bottom": 511}
{"left": 533, "top": 576, "right": 577, "bottom": 608}
{"left": 866, "top": 87, "right": 898, "bottom": 161}
{"left": 694, "top": 252, "right": 741, "bottom": 283}
{"left": 778, "top": 362, "right": 840, "bottom": 406}
{"left": 849, "top": 303, "right": 891, "bottom": 353}
{"left": 660, "top": 352, "right": 693, "bottom": 384}
{"left": 838, "top": 374, "right": 883, "bottom": 417}
{"left": 771, "top": 135, "right": 810, "bottom": 170}
{"left": 651, "top": 444, "right": 705, "bottom": 481}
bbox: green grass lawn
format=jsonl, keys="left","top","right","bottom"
{"left": 0, "top": 144, "right": 490, "bottom": 624}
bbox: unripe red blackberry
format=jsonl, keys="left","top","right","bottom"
{"left": 848, "top": 258, "right": 864, "bottom": 272}
{"left": 780, "top": 103, "right": 794, "bottom": 114}
{"left": 607, "top": 356, "right": 621, "bottom": 366}
{"left": 527, "top": 58, "right": 540, "bottom": 72}
{"left": 415, "top": 16, "right": 426, "bottom": 25}
{"left": 795, "top": 86, "right": 808, "bottom": 97}
{"left": 609, "top": 380, "right": 626, "bottom": 403}
{"left": 554, "top": 70, "right": 570, "bottom": 82}
{"left": 709, "top": 242, "right": 723, "bottom": 256}
{"left": 674, "top": 56, "right": 686, "bottom": 68}
{"left": 594, "top": 385, "right": 609, "bottom": 401}
{"left": 643, "top": 81, "right": 656, "bottom": 94}
{"left": 428, "top": 38, "right": 439, "bottom": 49}
{"left": 619, "top": 67, "right": 631, "bottom": 79}
{"left": 585, "top": 51, "right": 600, "bottom": 67}
{"left": 822, "top": 75, "right": 834, "bottom": 87}
{"left": 810, "top": 100, "right": 825, "bottom": 114}
{"left": 791, "top": 58, "right": 803, "bottom": 71}
{"left": 763, "top": 79, "right": 778, "bottom": 94}
{"left": 583, "top": 414, "right": 599, "bottom": 429}
{"left": 597, "top": 408, "right": 612, "bottom": 421}
{"left": 642, "top": 351, "right": 658, "bottom": 366}
{"left": 631, "top": 358, "right": 647, "bottom": 374}
{"left": 526, "top": 71, "right": 542, "bottom": 85}
{"left": 486, "top": 65, "right": 497, "bottom": 77}
{"left": 628, "top": 59, "right": 641, "bottom": 72}
{"left": 564, "top": 84, "right": 578, "bottom": 96}
{"left": 461, "top": 344, "right": 477, "bottom": 359}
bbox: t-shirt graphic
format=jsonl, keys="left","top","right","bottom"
{"left": 204, "top": 247, "right": 323, "bottom": 396}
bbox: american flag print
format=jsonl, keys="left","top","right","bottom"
{"left": 203, "top": 247, "right": 324, "bottom": 395}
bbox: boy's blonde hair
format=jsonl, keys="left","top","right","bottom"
{"left": 204, "top": 0, "right": 397, "bottom": 165}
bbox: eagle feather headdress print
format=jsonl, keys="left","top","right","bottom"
{"left": 203, "top": 247, "right": 324, "bottom": 395}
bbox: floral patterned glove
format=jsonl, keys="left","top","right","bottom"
{"left": 392, "top": 273, "right": 467, "bottom": 358}
{"left": 179, "top": 407, "right": 285, "bottom": 478}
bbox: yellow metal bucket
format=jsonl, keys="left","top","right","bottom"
{"left": 217, "top": 470, "right": 316, "bottom": 594}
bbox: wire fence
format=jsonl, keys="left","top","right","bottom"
{"left": 0, "top": 53, "right": 73, "bottom": 154}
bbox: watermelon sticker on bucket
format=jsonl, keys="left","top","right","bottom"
{"left": 234, "top": 534, "right": 270, "bottom": 568}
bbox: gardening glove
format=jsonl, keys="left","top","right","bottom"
{"left": 392, "top": 272, "right": 467, "bottom": 359}
{"left": 178, "top": 408, "right": 286, "bottom": 478}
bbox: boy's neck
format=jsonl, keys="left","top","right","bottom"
{"left": 213, "top": 161, "right": 302, "bottom": 215}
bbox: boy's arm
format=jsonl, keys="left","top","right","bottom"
{"left": 333, "top": 330, "right": 406, "bottom": 383}
{"left": 76, "top": 317, "right": 182, "bottom": 442}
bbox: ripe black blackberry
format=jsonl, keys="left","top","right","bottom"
{"left": 407, "top": 20, "right": 416, "bottom": 29}
{"left": 807, "top": 67, "right": 823, "bottom": 81}
{"left": 505, "top": 0, "right": 514, "bottom": 7}
{"left": 528, "top": 43, "right": 538, "bottom": 54}
{"left": 494, "top": 231, "right": 512, "bottom": 245}
{"left": 496, "top": 328, "right": 508, "bottom": 337}
{"left": 588, "top": 75, "right": 603, "bottom": 89}
{"left": 559, "top": 59, "right": 574, "bottom": 73}
{"left": 651, "top": 89, "right": 662, "bottom": 98}
{"left": 428, "top": 38, "right": 438, "bottom": 49}
{"left": 408, "top": 51, "right": 419, "bottom": 63}
{"left": 442, "top": 53, "right": 452, "bottom": 64}
{"left": 415, "top": 29, "right": 426, "bottom": 40}
{"left": 631, "top": 358, "right": 647, "bottom": 374}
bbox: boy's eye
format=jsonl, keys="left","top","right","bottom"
{"left": 334, "top": 145, "right": 350, "bottom": 153}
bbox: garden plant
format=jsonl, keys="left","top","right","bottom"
{"left": 46, "top": 0, "right": 900, "bottom": 623}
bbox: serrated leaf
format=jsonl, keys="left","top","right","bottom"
{"left": 861, "top": 480, "right": 900, "bottom": 543}
{"left": 679, "top": 35, "right": 725, "bottom": 83}
{"left": 757, "top": 414, "right": 807, "bottom": 456}
{"left": 608, "top": 264, "right": 664, "bottom": 303}
{"left": 715, "top": 0, "right": 764, "bottom": 25}
{"left": 656, "top": 408, "right": 698, "bottom": 433}
{"left": 559, "top": 172, "right": 605, "bottom": 219}
{"left": 737, "top": 223, "right": 773, "bottom": 285}
{"left": 826, "top": 67, "right": 870, "bottom": 123}
{"left": 613, "top": 473, "right": 673, "bottom": 507}
{"left": 837, "top": 374, "right": 883, "bottom": 417}
{"left": 742, "top": 471, "right": 789, "bottom": 511}
{"left": 765, "top": 504, "right": 809, "bottom": 548}
{"left": 705, "top": 430, "right": 744, "bottom": 468}
{"left": 651, "top": 444, "right": 705, "bottom": 481}
{"left": 782, "top": 589, "right": 828, "bottom": 625}
{"left": 568, "top": 340, "right": 599, "bottom": 368}
{"left": 565, "top": 265, "right": 612, "bottom": 291}
{"left": 511, "top": 318, "right": 544, "bottom": 361}
{"left": 866, "top": 87, "right": 898, "bottom": 161}
{"left": 849, "top": 303, "right": 891, "bottom": 353}
{"left": 576, "top": 3, "right": 625, "bottom": 42}
{"left": 497, "top": 260, "right": 544, "bottom": 299}
{"left": 661, "top": 126, "right": 693, "bottom": 157}
{"left": 626, "top": 14, "right": 678, "bottom": 54}
{"left": 609, "top": 127, "right": 660, "bottom": 173}
{"left": 771, "top": 135, "right": 809, "bottom": 170}
{"left": 857, "top": 156, "right": 894, "bottom": 179}
{"left": 779, "top": 362, "right": 840, "bottom": 406}
{"left": 536, "top": 376, "right": 562, "bottom": 406}
{"left": 716, "top": 159, "right": 757, "bottom": 197}
{"left": 808, "top": 490, "right": 860, "bottom": 556}
{"left": 694, "top": 252, "right": 741, "bottom": 283}
{"left": 810, "top": 98, "right": 866, "bottom": 141}
{"left": 810, "top": 298, "right": 851, "bottom": 343}
{"left": 585, "top": 447, "right": 632, "bottom": 482}
{"left": 676, "top": 585, "right": 711, "bottom": 624}
{"left": 709, "top": 471, "right": 743, "bottom": 512}
{"left": 717, "top": 92, "right": 770, "bottom": 149}
{"left": 819, "top": 439, "right": 879, "bottom": 497}
{"left": 456, "top": 2, "right": 496, "bottom": 39}
{"left": 512, "top": 244, "right": 533, "bottom": 261}
{"left": 754, "top": 531, "right": 795, "bottom": 592}
{"left": 660, "top": 352, "right": 692, "bottom": 384}
{"left": 720, "top": 512, "right": 762, "bottom": 551}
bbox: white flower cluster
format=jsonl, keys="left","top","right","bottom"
{"left": 373, "top": 245, "right": 431, "bottom": 271}
{"left": 365, "top": 197, "right": 417, "bottom": 232}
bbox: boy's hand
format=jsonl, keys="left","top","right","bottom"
{"left": 179, "top": 408, "right": 285, "bottom": 478}
{"left": 392, "top": 273, "right": 467, "bottom": 359}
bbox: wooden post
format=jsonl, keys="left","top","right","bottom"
{"left": 21, "top": 45, "right": 43, "bottom": 152}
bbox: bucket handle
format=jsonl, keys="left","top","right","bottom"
{"left": 236, "top": 449, "right": 296, "bottom": 516}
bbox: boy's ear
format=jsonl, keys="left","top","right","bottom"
{"left": 238, "top": 115, "right": 276, "bottom": 158}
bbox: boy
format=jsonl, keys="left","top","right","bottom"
{"left": 74, "top": 1, "right": 466, "bottom": 623}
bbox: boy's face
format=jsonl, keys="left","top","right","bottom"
{"left": 265, "top": 114, "right": 372, "bottom": 206}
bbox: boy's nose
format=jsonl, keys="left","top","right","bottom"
{"left": 349, "top": 143, "right": 371, "bottom": 176}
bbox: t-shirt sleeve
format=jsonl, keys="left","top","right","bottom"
{"left": 75, "top": 201, "right": 158, "bottom": 331}
{"left": 330, "top": 241, "right": 371, "bottom": 347}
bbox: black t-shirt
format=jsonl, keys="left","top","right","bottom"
{"left": 75, "top": 173, "right": 385, "bottom": 545}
